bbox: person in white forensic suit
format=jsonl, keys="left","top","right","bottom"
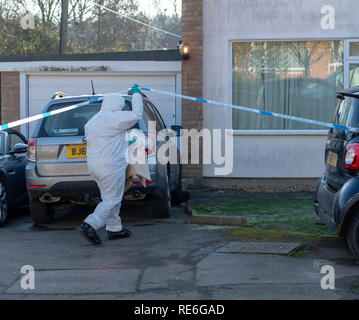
{"left": 78, "top": 85, "right": 143, "bottom": 246}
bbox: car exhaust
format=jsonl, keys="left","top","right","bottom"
{"left": 39, "top": 192, "right": 61, "bottom": 204}
{"left": 124, "top": 189, "right": 146, "bottom": 201}
{"left": 70, "top": 194, "right": 100, "bottom": 206}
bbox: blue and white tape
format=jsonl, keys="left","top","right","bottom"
{"left": 0, "top": 97, "right": 103, "bottom": 131}
{"left": 140, "top": 87, "right": 356, "bottom": 133}
{"left": 0, "top": 86, "right": 355, "bottom": 133}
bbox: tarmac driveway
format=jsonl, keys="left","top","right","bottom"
{"left": 0, "top": 203, "right": 358, "bottom": 300}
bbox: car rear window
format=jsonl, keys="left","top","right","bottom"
{"left": 38, "top": 101, "right": 102, "bottom": 137}
{"left": 38, "top": 99, "right": 152, "bottom": 137}
{"left": 334, "top": 96, "right": 359, "bottom": 129}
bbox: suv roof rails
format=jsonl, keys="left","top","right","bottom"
{"left": 51, "top": 92, "right": 69, "bottom": 100}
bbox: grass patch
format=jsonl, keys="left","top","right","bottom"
{"left": 191, "top": 200, "right": 336, "bottom": 238}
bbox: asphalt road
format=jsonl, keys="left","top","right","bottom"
{"left": 0, "top": 204, "right": 358, "bottom": 300}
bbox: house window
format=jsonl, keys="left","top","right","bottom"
{"left": 350, "top": 64, "right": 359, "bottom": 87}
{"left": 349, "top": 42, "right": 359, "bottom": 57}
{"left": 232, "top": 41, "right": 344, "bottom": 130}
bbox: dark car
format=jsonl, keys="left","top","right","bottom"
{"left": 314, "top": 86, "right": 359, "bottom": 258}
{"left": 25, "top": 92, "right": 183, "bottom": 225}
{"left": 0, "top": 129, "right": 28, "bottom": 227}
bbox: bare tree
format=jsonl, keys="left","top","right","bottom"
{"left": 32, "top": 0, "right": 61, "bottom": 26}
{"left": 69, "top": 0, "right": 94, "bottom": 24}
{"left": 0, "top": 0, "right": 182, "bottom": 55}
{"left": 0, "top": 1, "right": 24, "bottom": 20}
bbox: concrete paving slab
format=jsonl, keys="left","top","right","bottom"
{"left": 5, "top": 268, "right": 141, "bottom": 295}
{"left": 140, "top": 264, "right": 194, "bottom": 290}
{"left": 120, "top": 290, "right": 203, "bottom": 300}
{"left": 21, "top": 294, "right": 120, "bottom": 300}
{"left": 208, "top": 284, "right": 341, "bottom": 300}
{"left": 197, "top": 253, "right": 358, "bottom": 286}
{"left": 0, "top": 294, "right": 26, "bottom": 300}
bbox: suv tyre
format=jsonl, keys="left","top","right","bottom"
{"left": 347, "top": 212, "right": 359, "bottom": 258}
{"left": 152, "top": 175, "right": 171, "bottom": 218}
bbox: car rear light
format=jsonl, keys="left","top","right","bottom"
{"left": 27, "top": 138, "right": 37, "bottom": 162}
{"left": 134, "top": 181, "right": 154, "bottom": 186}
{"left": 28, "top": 185, "right": 45, "bottom": 189}
{"left": 343, "top": 143, "right": 359, "bottom": 171}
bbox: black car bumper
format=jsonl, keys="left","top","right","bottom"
{"left": 314, "top": 174, "right": 338, "bottom": 232}
{"left": 315, "top": 174, "right": 359, "bottom": 235}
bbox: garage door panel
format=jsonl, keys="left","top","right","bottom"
{"left": 28, "top": 75, "right": 177, "bottom": 137}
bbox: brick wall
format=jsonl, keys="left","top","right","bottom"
{"left": 182, "top": 0, "right": 203, "bottom": 179}
{"left": 1, "top": 72, "right": 20, "bottom": 128}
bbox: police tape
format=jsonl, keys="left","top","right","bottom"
{"left": 0, "top": 97, "right": 103, "bottom": 131}
{"left": 140, "top": 86, "right": 358, "bottom": 133}
{"left": 0, "top": 86, "right": 355, "bottom": 133}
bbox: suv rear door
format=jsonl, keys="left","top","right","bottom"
{"left": 146, "top": 100, "right": 179, "bottom": 186}
{"left": 35, "top": 100, "right": 101, "bottom": 177}
{"left": 325, "top": 95, "right": 359, "bottom": 190}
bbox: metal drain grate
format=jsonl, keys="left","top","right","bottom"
{"left": 216, "top": 242, "right": 303, "bottom": 255}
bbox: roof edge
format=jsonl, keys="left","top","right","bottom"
{"left": 0, "top": 50, "right": 180, "bottom": 63}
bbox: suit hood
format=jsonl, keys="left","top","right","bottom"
{"left": 101, "top": 93, "right": 125, "bottom": 112}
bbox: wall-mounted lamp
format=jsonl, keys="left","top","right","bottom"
{"left": 178, "top": 41, "right": 190, "bottom": 60}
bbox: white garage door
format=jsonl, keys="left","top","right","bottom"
{"left": 27, "top": 75, "right": 177, "bottom": 137}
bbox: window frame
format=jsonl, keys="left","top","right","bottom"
{"left": 344, "top": 39, "right": 359, "bottom": 89}
{"left": 230, "top": 39, "right": 345, "bottom": 135}
{"left": 346, "top": 40, "right": 359, "bottom": 59}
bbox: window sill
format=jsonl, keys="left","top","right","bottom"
{"left": 231, "top": 130, "right": 329, "bottom": 136}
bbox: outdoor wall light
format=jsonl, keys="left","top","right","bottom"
{"left": 178, "top": 41, "right": 190, "bottom": 60}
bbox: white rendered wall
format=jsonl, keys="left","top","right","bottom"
{"left": 203, "top": 0, "right": 359, "bottom": 178}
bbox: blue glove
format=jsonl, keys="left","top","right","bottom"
{"left": 131, "top": 84, "right": 141, "bottom": 94}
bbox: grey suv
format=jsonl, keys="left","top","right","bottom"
{"left": 26, "top": 92, "right": 183, "bottom": 224}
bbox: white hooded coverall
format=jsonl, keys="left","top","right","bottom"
{"left": 84, "top": 92, "right": 143, "bottom": 232}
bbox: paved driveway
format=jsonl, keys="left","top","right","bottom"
{"left": 0, "top": 204, "right": 358, "bottom": 300}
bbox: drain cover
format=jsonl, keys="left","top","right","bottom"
{"left": 216, "top": 242, "right": 303, "bottom": 255}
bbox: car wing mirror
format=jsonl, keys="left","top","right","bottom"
{"left": 12, "top": 143, "right": 28, "bottom": 155}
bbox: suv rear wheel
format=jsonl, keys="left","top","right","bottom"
{"left": 29, "top": 199, "right": 54, "bottom": 224}
{"left": 347, "top": 212, "right": 359, "bottom": 258}
{"left": 152, "top": 174, "right": 171, "bottom": 218}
